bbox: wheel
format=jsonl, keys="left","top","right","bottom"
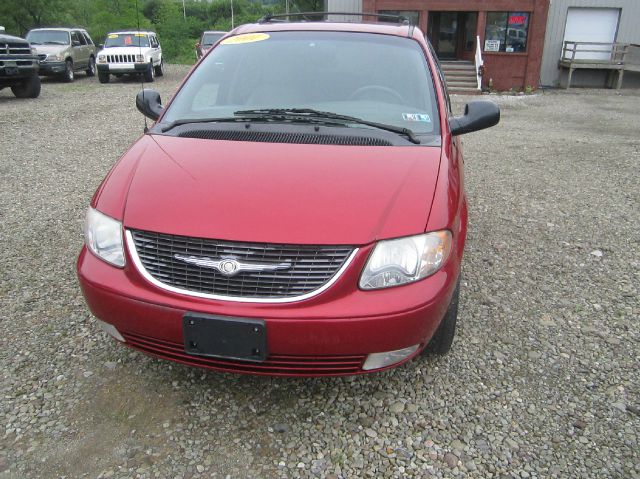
{"left": 348, "top": 85, "right": 405, "bottom": 104}
{"left": 63, "top": 59, "right": 74, "bottom": 82}
{"left": 11, "top": 73, "right": 41, "bottom": 98}
{"left": 86, "top": 56, "right": 96, "bottom": 77}
{"left": 154, "top": 59, "right": 164, "bottom": 77}
{"left": 423, "top": 277, "right": 460, "bottom": 355}
{"left": 144, "top": 62, "right": 155, "bottom": 82}
{"left": 98, "top": 70, "right": 110, "bottom": 84}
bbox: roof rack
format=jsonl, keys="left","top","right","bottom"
{"left": 258, "top": 12, "right": 411, "bottom": 26}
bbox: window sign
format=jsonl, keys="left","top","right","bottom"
{"left": 484, "top": 39, "right": 500, "bottom": 52}
{"left": 485, "top": 11, "right": 530, "bottom": 53}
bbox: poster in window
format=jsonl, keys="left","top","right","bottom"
{"left": 485, "top": 40, "right": 500, "bottom": 52}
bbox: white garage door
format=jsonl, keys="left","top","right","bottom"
{"left": 563, "top": 8, "right": 620, "bottom": 61}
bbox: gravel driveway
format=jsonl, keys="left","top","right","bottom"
{"left": 1, "top": 67, "right": 638, "bottom": 479}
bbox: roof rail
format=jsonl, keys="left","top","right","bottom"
{"left": 258, "top": 12, "right": 411, "bottom": 26}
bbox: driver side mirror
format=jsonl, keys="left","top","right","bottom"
{"left": 449, "top": 100, "right": 500, "bottom": 136}
{"left": 72, "top": 40, "right": 81, "bottom": 47}
{"left": 136, "top": 89, "right": 163, "bottom": 121}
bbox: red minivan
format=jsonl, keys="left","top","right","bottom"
{"left": 77, "top": 14, "right": 499, "bottom": 376}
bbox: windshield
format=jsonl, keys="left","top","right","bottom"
{"left": 162, "top": 31, "right": 440, "bottom": 137}
{"left": 26, "top": 30, "right": 70, "bottom": 45}
{"left": 202, "top": 32, "right": 224, "bottom": 47}
{"left": 104, "top": 33, "right": 149, "bottom": 48}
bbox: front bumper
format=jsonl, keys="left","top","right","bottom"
{"left": 0, "top": 57, "right": 38, "bottom": 84}
{"left": 38, "top": 61, "right": 67, "bottom": 75}
{"left": 97, "top": 63, "right": 149, "bottom": 74}
{"left": 77, "top": 239, "right": 459, "bottom": 376}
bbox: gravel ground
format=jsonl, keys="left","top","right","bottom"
{"left": 0, "top": 66, "right": 638, "bottom": 479}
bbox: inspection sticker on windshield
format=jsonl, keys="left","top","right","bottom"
{"left": 402, "top": 113, "right": 431, "bottom": 123}
{"left": 221, "top": 33, "right": 270, "bottom": 45}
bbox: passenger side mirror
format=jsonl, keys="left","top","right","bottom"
{"left": 136, "top": 89, "right": 163, "bottom": 121}
{"left": 449, "top": 100, "right": 500, "bottom": 136}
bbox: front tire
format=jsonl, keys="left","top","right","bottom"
{"left": 11, "top": 73, "right": 41, "bottom": 98}
{"left": 423, "top": 278, "right": 460, "bottom": 355}
{"left": 98, "top": 70, "right": 110, "bottom": 83}
{"left": 144, "top": 62, "right": 155, "bottom": 82}
{"left": 63, "top": 59, "right": 74, "bottom": 82}
{"left": 86, "top": 56, "right": 96, "bottom": 77}
{"left": 154, "top": 59, "right": 164, "bottom": 77}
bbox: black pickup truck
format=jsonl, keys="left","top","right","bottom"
{"left": 0, "top": 32, "right": 41, "bottom": 98}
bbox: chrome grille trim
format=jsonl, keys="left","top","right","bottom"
{"left": 125, "top": 230, "right": 358, "bottom": 303}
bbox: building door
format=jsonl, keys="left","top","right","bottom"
{"left": 428, "top": 12, "right": 477, "bottom": 60}
{"left": 563, "top": 8, "right": 620, "bottom": 61}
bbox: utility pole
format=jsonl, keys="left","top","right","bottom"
{"left": 182, "top": 0, "right": 186, "bottom": 20}
{"left": 231, "top": 0, "right": 234, "bottom": 28}
{"left": 285, "top": 0, "right": 289, "bottom": 15}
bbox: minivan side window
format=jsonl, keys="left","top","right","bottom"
{"left": 71, "top": 32, "right": 81, "bottom": 45}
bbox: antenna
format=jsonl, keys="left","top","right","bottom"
{"left": 135, "top": 0, "right": 148, "bottom": 132}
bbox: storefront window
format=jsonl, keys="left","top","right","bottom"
{"left": 484, "top": 12, "right": 529, "bottom": 53}
{"left": 378, "top": 10, "right": 420, "bottom": 26}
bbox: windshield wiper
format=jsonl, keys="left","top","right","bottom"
{"left": 159, "top": 114, "right": 347, "bottom": 133}
{"left": 234, "top": 108, "right": 421, "bottom": 144}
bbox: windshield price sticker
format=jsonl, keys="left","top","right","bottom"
{"left": 221, "top": 33, "right": 270, "bottom": 45}
{"left": 403, "top": 113, "right": 431, "bottom": 123}
{"left": 108, "top": 34, "right": 118, "bottom": 39}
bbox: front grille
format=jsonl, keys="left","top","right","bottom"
{"left": 130, "top": 229, "right": 355, "bottom": 300}
{"left": 122, "top": 331, "right": 365, "bottom": 376}
{"left": 3, "top": 43, "right": 31, "bottom": 55}
{"left": 177, "top": 129, "right": 393, "bottom": 146}
{"left": 107, "top": 54, "right": 136, "bottom": 63}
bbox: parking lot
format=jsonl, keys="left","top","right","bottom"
{"left": 1, "top": 67, "right": 638, "bottom": 478}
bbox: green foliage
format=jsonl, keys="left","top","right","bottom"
{"left": 0, "top": 0, "right": 321, "bottom": 64}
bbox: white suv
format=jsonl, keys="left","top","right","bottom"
{"left": 96, "top": 31, "right": 163, "bottom": 83}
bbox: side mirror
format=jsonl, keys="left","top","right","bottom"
{"left": 98, "top": 43, "right": 104, "bottom": 49}
{"left": 449, "top": 100, "right": 500, "bottom": 136}
{"left": 136, "top": 89, "right": 163, "bottom": 121}
{"left": 72, "top": 40, "right": 81, "bottom": 47}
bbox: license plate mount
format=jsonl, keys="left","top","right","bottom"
{"left": 183, "top": 313, "right": 267, "bottom": 362}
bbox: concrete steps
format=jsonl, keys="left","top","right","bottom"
{"left": 440, "top": 60, "right": 480, "bottom": 94}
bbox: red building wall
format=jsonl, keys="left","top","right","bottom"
{"left": 362, "top": 0, "right": 550, "bottom": 90}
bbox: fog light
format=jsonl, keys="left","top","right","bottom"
{"left": 362, "top": 344, "right": 419, "bottom": 371}
{"left": 96, "top": 319, "right": 125, "bottom": 342}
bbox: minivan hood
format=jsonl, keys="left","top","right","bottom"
{"left": 118, "top": 135, "right": 441, "bottom": 245}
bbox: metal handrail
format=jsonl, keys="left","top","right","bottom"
{"left": 474, "top": 35, "right": 483, "bottom": 90}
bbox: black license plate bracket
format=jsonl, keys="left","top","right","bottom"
{"left": 183, "top": 313, "right": 267, "bottom": 362}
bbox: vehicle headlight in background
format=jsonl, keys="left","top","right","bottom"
{"left": 97, "top": 56, "right": 106, "bottom": 63}
{"left": 84, "top": 208, "right": 125, "bottom": 267}
{"left": 135, "top": 54, "right": 144, "bottom": 62}
{"left": 49, "top": 53, "right": 65, "bottom": 62}
{"left": 360, "top": 231, "right": 452, "bottom": 290}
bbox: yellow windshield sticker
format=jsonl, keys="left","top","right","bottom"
{"left": 221, "top": 33, "right": 270, "bottom": 45}
{"left": 108, "top": 34, "right": 118, "bottom": 39}
{"left": 135, "top": 33, "right": 145, "bottom": 36}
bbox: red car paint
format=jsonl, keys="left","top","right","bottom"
{"left": 78, "top": 21, "right": 472, "bottom": 376}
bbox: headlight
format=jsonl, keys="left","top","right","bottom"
{"left": 84, "top": 208, "right": 125, "bottom": 267}
{"left": 135, "top": 54, "right": 144, "bottom": 63}
{"left": 360, "top": 231, "right": 452, "bottom": 290}
{"left": 49, "top": 53, "right": 65, "bottom": 61}
{"left": 97, "top": 56, "right": 106, "bottom": 63}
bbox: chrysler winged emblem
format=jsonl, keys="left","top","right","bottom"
{"left": 174, "top": 254, "right": 291, "bottom": 276}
